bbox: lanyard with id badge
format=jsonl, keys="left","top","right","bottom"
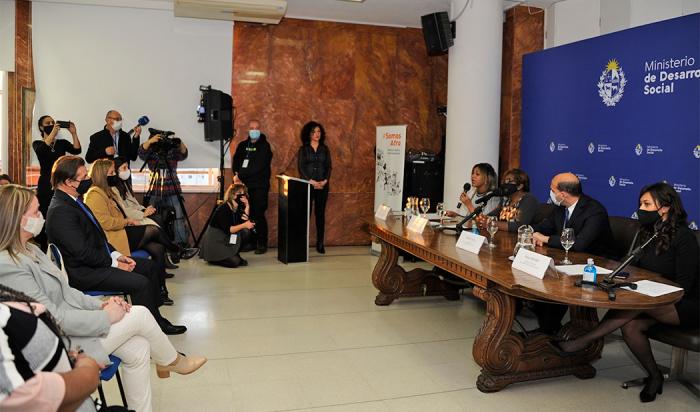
{"left": 242, "top": 142, "right": 256, "bottom": 169}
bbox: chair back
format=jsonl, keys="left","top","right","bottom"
{"left": 47, "top": 243, "right": 69, "bottom": 279}
{"left": 608, "top": 216, "right": 640, "bottom": 260}
{"left": 532, "top": 203, "right": 556, "bottom": 226}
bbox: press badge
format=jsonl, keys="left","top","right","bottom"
{"left": 242, "top": 159, "right": 249, "bottom": 168}
{"left": 229, "top": 234, "right": 238, "bottom": 244}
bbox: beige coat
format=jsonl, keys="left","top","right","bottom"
{"left": 84, "top": 186, "right": 131, "bottom": 255}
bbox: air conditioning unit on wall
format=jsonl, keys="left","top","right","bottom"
{"left": 175, "top": 0, "right": 287, "bottom": 24}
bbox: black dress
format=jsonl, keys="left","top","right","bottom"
{"left": 33, "top": 139, "right": 81, "bottom": 217}
{"left": 635, "top": 226, "right": 699, "bottom": 328}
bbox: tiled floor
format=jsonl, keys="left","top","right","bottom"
{"left": 100, "top": 246, "right": 699, "bottom": 411}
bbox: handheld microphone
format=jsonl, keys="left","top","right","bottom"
{"left": 128, "top": 116, "right": 150, "bottom": 134}
{"left": 456, "top": 183, "right": 472, "bottom": 209}
{"left": 148, "top": 127, "right": 175, "bottom": 137}
{"left": 474, "top": 183, "right": 517, "bottom": 205}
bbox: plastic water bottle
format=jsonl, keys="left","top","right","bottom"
{"left": 471, "top": 221, "right": 479, "bottom": 235}
{"left": 583, "top": 258, "right": 597, "bottom": 284}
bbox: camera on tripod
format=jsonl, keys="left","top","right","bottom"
{"left": 148, "top": 128, "right": 181, "bottom": 152}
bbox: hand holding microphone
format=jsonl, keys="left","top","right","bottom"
{"left": 456, "top": 183, "right": 471, "bottom": 209}
{"left": 128, "top": 115, "right": 150, "bottom": 136}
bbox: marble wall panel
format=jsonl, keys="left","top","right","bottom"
{"left": 232, "top": 18, "right": 447, "bottom": 246}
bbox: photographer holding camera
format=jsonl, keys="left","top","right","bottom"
{"left": 138, "top": 131, "right": 191, "bottom": 252}
{"left": 86, "top": 110, "right": 141, "bottom": 163}
{"left": 199, "top": 183, "right": 254, "bottom": 268}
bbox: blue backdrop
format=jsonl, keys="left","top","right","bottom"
{"left": 522, "top": 13, "right": 700, "bottom": 229}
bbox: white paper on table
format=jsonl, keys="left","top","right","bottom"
{"left": 555, "top": 265, "right": 613, "bottom": 276}
{"left": 621, "top": 280, "right": 683, "bottom": 297}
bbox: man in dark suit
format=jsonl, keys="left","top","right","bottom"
{"left": 45, "top": 155, "right": 186, "bottom": 335}
{"left": 530, "top": 172, "right": 614, "bottom": 334}
{"left": 85, "top": 110, "right": 141, "bottom": 163}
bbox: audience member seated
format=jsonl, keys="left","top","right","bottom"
{"left": 0, "top": 185, "right": 206, "bottom": 412}
{"left": 44, "top": 155, "right": 186, "bottom": 335}
{"left": 0, "top": 174, "right": 12, "bottom": 185}
{"left": 112, "top": 156, "right": 198, "bottom": 265}
{"left": 0, "top": 286, "right": 99, "bottom": 412}
{"left": 530, "top": 172, "right": 614, "bottom": 335}
{"left": 85, "top": 159, "right": 174, "bottom": 305}
{"left": 476, "top": 168, "right": 538, "bottom": 232}
{"left": 446, "top": 163, "right": 501, "bottom": 219}
{"left": 199, "top": 183, "right": 254, "bottom": 268}
{"left": 554, "top": 182, "right": 699, "bottom": 403}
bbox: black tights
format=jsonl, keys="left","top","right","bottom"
{"left": 560, "top": 305, "right": 680, "bottom": 382}
{"left": 126, "top": 225, "right": 177, "bottom": 286}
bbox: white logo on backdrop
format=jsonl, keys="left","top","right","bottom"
{"left": 694, "top": 145, "right": 700, "bottom": 159}
{"left": 635, "top": 144, "right": 643, "bottom": 156}
{"left": 609, "top": 176, "right": 616, "bottom": 187}
{"left": 549, "top": 142, "right": 556, "bottom": 152}
{"left": 598, "top": 59, "right": 627, "bottom": 107}
{"left": 588, "top": 143, "right": 595, "bottom": 154}
{"left": 690, "top": 221, "right": 699, "bottom": 231}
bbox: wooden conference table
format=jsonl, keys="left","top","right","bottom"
{"left": 368, "top": 216, "right": 682, "bottom": 393}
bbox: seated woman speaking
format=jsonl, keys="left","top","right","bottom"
{"left": 554, "top": 182, "right": 699, "bottom": 403}
{"left": 0, "top": 184, "right": 206, "bottom": 412}
{"left": 200, "top": 183, "right": 255, "bottom": 268}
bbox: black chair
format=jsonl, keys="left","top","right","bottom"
{"left": 532, "top": 203, "right": 556, "bottom": 226}
{"left": 608, "top": 216, "right": 640, "bottom": 259}
{"left": 621, "top": 228, "right": 700, "bottom": 398}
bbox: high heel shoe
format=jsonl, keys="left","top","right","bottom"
{"left": 640, "top": 374, "right": 663, "bottom": 402}
{"left": 156, "top": 353, "right": 207, "bottom": 378}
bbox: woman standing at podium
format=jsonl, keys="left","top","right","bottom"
{"left": 555, "top": 182, "right": 699, "bottom": 403}
{"left": 297, "top": 121, "right": 332, "bottom": 254}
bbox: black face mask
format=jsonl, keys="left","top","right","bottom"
{"left": 637, "top": 209, "right": 661, "bottom": 226}
{"left": 42, "top": 125, "right": 54, "bottom": 135}
{"left": 76, "top": 178, "right": 92, "bottom": 195}
{"left": 107, "top": 175, "right": 120, "bottom": 187}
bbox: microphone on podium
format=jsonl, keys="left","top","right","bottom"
{"left": 456, "top": 183, "right": 471, "bottom": 209}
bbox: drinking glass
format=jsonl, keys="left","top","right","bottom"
{"left": 487, "top": 216, "right": 499, "bottom": 248}
{"left": 560, "top": 228, "right": 575, "bottom": 265}
{"left": 435, "top": 202, "right": 444, "bottom": 223}
{"left": 419, "top": 197, "right": 430, "bottom": 217}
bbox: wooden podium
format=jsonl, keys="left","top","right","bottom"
{"left": 276, "top": 175, "right": 311, "bottom": 263}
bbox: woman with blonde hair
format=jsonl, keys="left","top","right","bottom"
{"left": 0, "top": 184, "right": 206, "bottom": 412}
{"left": 84, "top": 159, "right": 173, "bottom": 304}
{"left": 199, "top": 183, "right": 255, "bottom": 268}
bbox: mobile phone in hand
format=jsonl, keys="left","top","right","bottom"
{"left": 57, "top": 120, "right": 71, "bottom": 128}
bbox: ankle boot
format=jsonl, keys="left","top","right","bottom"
{"left": 156, "top": 353, "right": 207, "bottom": 378}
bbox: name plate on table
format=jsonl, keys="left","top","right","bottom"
{"left": 407, "top": 216, "right": 429, "bottom": 233}
{"left": 375, "top": 204, "right": 391, "bottom": 221}
{"left": 456, "top": 231, "right": 486, "bottom": 254}
{"left": 512, "top": 249, "right": 557, "bottom": 279}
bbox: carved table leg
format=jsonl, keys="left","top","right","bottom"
{"left": 472, "top": 286, "right": 603, "bottom": 392}
{"left": 372, "top": 238, "right": 462, "bottom": 306}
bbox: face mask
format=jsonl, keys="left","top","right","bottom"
{"left": 23, "top": 213, "right": 45, "bottom": 237}
{"left": 111, "top": 120, "right": 122, "bottom": 131}
{"left": 107, "top": 175, "right": 120, "bottom": 187}
{"left": 249, "top": 130, "right": 261, "bottom": 140}
{"left": 549, "top": 189, "right": 563, "bottom": 206}
{"left": 118, "top": 169, "right": 131, "bottom": 181}
{"left": 76, "top": 178, "right": 92, "bottom": 195}
{"left": 42, "top": 125, "right": 54, "bottom": 135}
{"left": 637, "top": 209, "right": 661, "bottom": 226}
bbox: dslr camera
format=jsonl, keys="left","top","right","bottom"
{"left": 235, "top": 193, "right": 257, "bottom": 235}
{"left": 148, "top": 128, "right": 181, "bottom": 152}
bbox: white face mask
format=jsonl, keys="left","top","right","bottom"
{"left": 119, "top": 169, "right": 131, "bottom": 181}
{"left": 549, "top": 189, "right": 563, "bottom": 206}
{"left": 23, "top": 213, "right": 45, "bottom": 237}
{"left": 111, "top": 120, "right": 122, "bottom": 131}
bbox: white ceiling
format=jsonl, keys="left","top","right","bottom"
{"left": 33, "top": 0, "right": 564, "bottom": 28}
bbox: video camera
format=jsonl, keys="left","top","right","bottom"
{"left": 148, "top": 127, "right": 182, "bottom": 152}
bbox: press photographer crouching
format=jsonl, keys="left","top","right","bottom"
{"left": 199, "top": 183, "right": 255, "bottom": 268}
{"left": 138, "top": 129, "right": 193, "bottom": 261}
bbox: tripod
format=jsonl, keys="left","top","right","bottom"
{"left": 141, "top": 148, "right": 196, "bottom": 247}
{"left": 195, "top": 136, "right": 231, "bottom": 247}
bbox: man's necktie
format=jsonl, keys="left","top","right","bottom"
{"left": 76, "top": 198, "right": 111, "bottom": 255}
